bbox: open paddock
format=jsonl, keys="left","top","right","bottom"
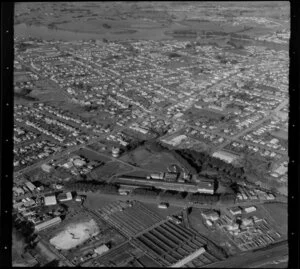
{"left": 74, "top": 148, "right": 111, "bottom": 163}
{"left": 120, "top": 146, "right": 184, "bottom": 172}
{"left": 90, "top": 162, "right": 133, "bottom": 180}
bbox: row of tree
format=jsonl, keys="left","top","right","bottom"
{"left": 64, "top": 180, "right": 119, "bottom": 194}
{"left": 132, "top": 187, "right": 161, "bottom": 197}
{"left": 173, "top": 148, "right": 246, "bottom": 181}
{"left": 188, "top": 193, "right": 220, "bottom": 204}
{"left": 159, "top": 190, "right": 188, "bottom": 201}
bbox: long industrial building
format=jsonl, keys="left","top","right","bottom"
{"left": 116, "top": 175, "right": 214, "bottom": 194}
{"left": 35, "top": 217, "right": 61, "bottom": 232}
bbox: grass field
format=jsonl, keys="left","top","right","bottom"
{"left": 90, "top": 161, "right": 133, "bottom": 180}
{"left": 261, "top": 202, "right": 287, "bottom": 236}
{"left": 83, "top": 192, "right": 120, "bottom": 210}
{"left": 75, "top": 148, "right": 111, "bottom": 163}
{"left": 120, "top": 147, "right": 184, "bottom": 172}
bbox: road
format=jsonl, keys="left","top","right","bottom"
{"left": 202, "top": 240, "right": 288, "bottom": 268}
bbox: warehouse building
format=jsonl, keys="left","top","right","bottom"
{"left": 94, "top": 244, "right": 110, "bottom": 256}
{"left": 201, "top": 210, "right": 220, "bottom": 221}
{"left": 35, "top": 217, "right": 61, "bottom": 232}
{"left": 57, "top": 192, "right": 72, "bottom": 202}
{"left": 243, "top": 206, "right": 256, "bottom": 214}
{"left": 44, "top": 195, "right": 57, "bottom": 206}
{"left": 25, "top": 181, "right": 36, "bottom": 192}
{"left": 212, "top": 150, "right": 239, "bottom": 164}
{"left": 229, "top": 207, "right": 242, "bottom": 215}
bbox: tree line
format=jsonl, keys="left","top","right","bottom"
{"left": 64, "top": 180, "right": 119, "bottom": 194}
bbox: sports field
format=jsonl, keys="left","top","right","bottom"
{"left": 50, "top": 219, "right": 99, "bottom": 250}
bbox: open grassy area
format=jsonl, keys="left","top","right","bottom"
{"left": 120, "top": 146, "right": 184, "bottom": 172}
{"left": 75, "top": 148, "right": 111, "bottom": 163}
{"left": 261, "top": 202, "right": 287, "bottom": 236}
{"left": 83, "top": 192, "right": 120, "bottom": 210}
{"left": 90, "top": 161, "right": 133, "bottom": 180}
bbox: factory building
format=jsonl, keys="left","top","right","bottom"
{"left": 35, "top": 217, "right": 61, "bottom": 232}
{"left": 25, "top": 181, "right": 36, "bottom": 192}
{"left": 229, "top": 207, "right": 242, "bottom": 215}
{"left": 94, "top": 244, "right": 110, "bottom": 256}
{"left": 57, "top": 192, "right": 73, "bottom": 202}
{"left": 164, "top": 172, "right": 179, "bottom": 182}
{"left": 212, "top": 150, "right": 239, "bottom": 164}
{"left": 243, "top": 206, "right": 256, "bottom": 214}
{"left": 201, "top": 210, "right": 220, "bottom": 221}
{"left": 150, "top": 172, "right": 164, "bottom": 180}
{"left": 44, "top": 195, "right": 57, "bottom": 206}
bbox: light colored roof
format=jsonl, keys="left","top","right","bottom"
{"left": 94, "top": 244, "right": 109, "bottom": 255}
{"left": 44, "top": 195, "right": 57, "bottom": 205}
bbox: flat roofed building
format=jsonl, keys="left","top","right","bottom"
{"left": 57, "top": 192, "right": 72, "bottom": 202}
{"left": 94, "top": 244, "right": 110, "bottom": 256}
{"left": 212, "top": 150, "right": 239, "bottom": 164}
{"left": 164, "top": 172, "right": 178, "bottom": 182}
{"left": 229, "top": 206, "right": 242, "bottom": 215}
{"left": 150, "top": 172, "right": 164, "bottom": 180}
{"left": 25, "top": 181, "right": 36, "bottom": 192}
{"left": 243, "top": 206, "right": 256, "bottom": 213}
{"left": 44, "top": 195, "right": 57, "bottom": 206}
{"left": 35, "top": 217, "right": 61, "bottom": 232}
{"left": 201, "top": 210, "right": 219, "bottom": 221}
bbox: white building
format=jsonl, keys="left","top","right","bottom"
{"left": 229, "top": 207, "right": 242, "bottom": 215}
{"left": 44, "top": 195, "right": 57, "bottom": 206}
{"left": 94, "top": 244, "right": 110, "bottom": 256}
{"left": 58, "top": 192, "right": 72, "bottom": 202}
{"left": 25, "top": 181, "right": 36, "bottom": 192}
{"left": 244, "top": 206, "right": 256, "bottom": 213}
{"left": 212, "top": 150, "right": 239, "bottom": 164}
